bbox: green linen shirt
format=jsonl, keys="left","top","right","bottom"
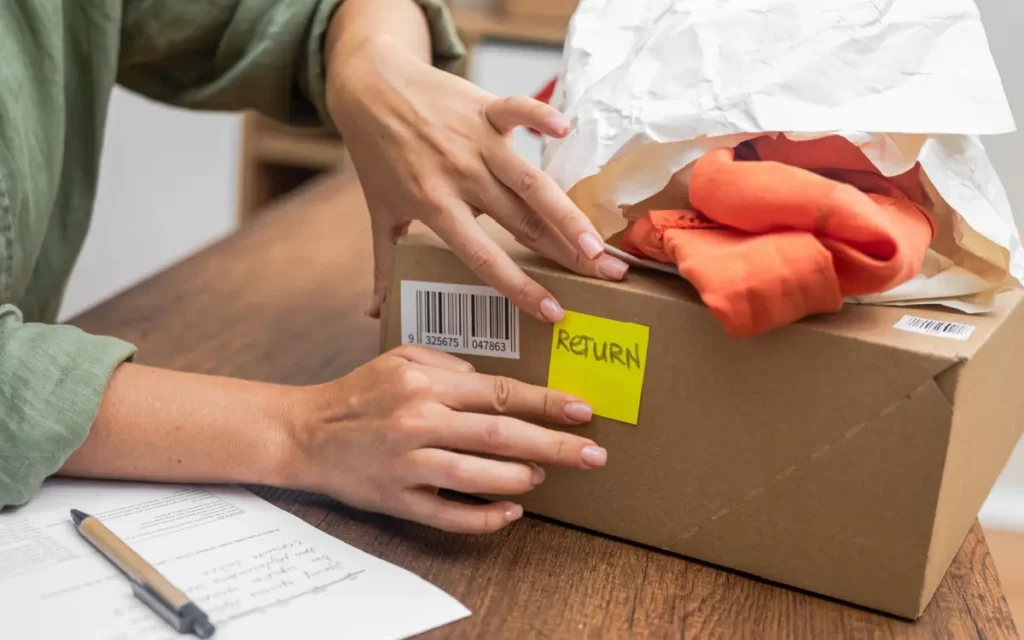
{"left": 0, "top": 0, "right": 464, "bottom": 508}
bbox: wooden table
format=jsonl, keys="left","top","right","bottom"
{"left": 71, "top": 175, "right": 1020, "bottom": 638}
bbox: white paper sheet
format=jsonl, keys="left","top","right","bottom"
{"left": 543, "top": 0, "right": 1022, "bottom": 311}
{"left": 0, "top": 479, "right": 469, "bottom": 640}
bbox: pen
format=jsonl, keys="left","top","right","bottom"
{"left": 70, "top": 509, "right": 215, "bottom": 638}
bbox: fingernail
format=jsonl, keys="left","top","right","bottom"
{"left": 581, "top": 446, "right": 608, "bottom": 468}
{"left": 597, "top": 255, "right": 629, "bottom": 280}
{"left": 531, "top": 465, "right": 546, "bottom": 485}
{"left": 578, "top": 232, "right": 604, "bottom": 260}
{"left": 540, "top": 298, "right": 564, "bottom": 323}
{"left": 548, "top": 115, "right": 571, "bottom": 135}
{"left": 564, "top": 401, "right": 593, "bottom": 423}
{"left": 505, "top": 503, "right": 524, "bottom": 522}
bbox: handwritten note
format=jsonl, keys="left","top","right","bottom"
{"left": 1, "top": 480, "right": 469, "bottom": 640}
{"left": 547, "top": 310, "right": 650, "bottom": 425}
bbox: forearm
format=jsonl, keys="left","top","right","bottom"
{"left": 324, "top": 0, "right": 432, "bottom": 66}
{"left": 59, "top": 363, "right": 302, "bottom": 488}
{"left": 323, "top": 0, "right": 445, "bottom": 143}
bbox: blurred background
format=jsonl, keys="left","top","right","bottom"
{"left": 57, "top": 0, "right": 1023, "bottom": 588}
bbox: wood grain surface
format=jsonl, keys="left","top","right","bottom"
{"left": 71, "top": 174, "right": 1019, "bottom": 639}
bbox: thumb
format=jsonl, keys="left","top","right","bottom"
{"left": 367, "top": 217, "right": 411, "bottom": 319}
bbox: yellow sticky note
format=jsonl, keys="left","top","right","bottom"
{"left": 547, "top": 311, "right": 650, "bottom": 425}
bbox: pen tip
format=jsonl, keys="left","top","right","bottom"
{"left": 192, "top": 617, "right": 216, "bottom": 639}
{"left": 70, "top": 509, "right": 89, "bottom": 526}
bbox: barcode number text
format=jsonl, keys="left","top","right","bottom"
{"left": 400, "top": 282, "right": 520, "bottom": 359}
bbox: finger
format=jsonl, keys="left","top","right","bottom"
{"left": 436, "top": 411, "right": 605, "bottom": 470}
{"left": 471, "top": 180, "right": 628, "bottom": 282}
{"left": 367, "top": 216, "right": 395, "bottom": 319}
{"left": 430, "top": 368, "right": 592, "bottom": 425}
{"left": 482, "top": 141, "right": 618, "bottom": 266}
{"left": 401, "top": 489, "right": 523, "bottom": 534}
{"left": 390, "top": 344, "right": 475, "bottom": 373}
{"left": 419, "top": 369, "right": 605, "bottom": 469}
{"left": 408, "top": 448, "right": 541, "bottom": 495}
{"left": 485, "top": 95, "right": 570, "bottom": 138}
{"left": 429, "top": 199, "right": 565, "bottom": 324}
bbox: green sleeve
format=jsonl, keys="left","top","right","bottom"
{"left": 117, "top": 0, "right": 466, "bottom": 129}
{"left": 0, "top": 305, "right": 136, "bottom": 509}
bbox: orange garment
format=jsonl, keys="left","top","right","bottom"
{"left": 621, "top": 136, "right": 935, "bottom": 338}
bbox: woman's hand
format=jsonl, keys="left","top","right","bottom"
{"left": 64, "top": 347, "right": 605, "bottom": 534}
{"left": 325, "top": 35, "right": 630, "bottom": 323}
{"left": 288, "top": 345, "right": 606, "bottom": 534}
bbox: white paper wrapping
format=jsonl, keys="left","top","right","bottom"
{"left": 542, "top": 0, "right": 1022, "bottom": 311}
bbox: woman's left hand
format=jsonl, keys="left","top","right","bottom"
{"left": 325, "top": 35, "right": 629, "bottom": 323}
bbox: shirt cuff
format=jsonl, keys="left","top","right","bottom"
{"left": 303, "top": 0, "right": 468, "bottom": 132}
{"left": 0, "top": 306, "right": 137, "bottom": 508}
{"left": 416, "top": 0, "right": 469, "bottom": 74}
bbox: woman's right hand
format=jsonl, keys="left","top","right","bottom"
{"left": 287, "top": 345, "right": 606, "bottom": 534}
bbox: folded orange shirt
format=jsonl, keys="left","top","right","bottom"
{"left": 620, "top": 135, "right": 935, "bottom": 338}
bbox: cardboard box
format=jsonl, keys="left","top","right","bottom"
{"left": 379, "top": 223, "right": 1024, "bottom": 619}
{"left": 502, "top": 0, "right": 578, "bottom": 22}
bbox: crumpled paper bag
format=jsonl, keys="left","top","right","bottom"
{"left": 542, "top": 0, "right": 1022, "bottom": 312}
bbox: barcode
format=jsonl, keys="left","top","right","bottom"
{"left": 413, "top": 290, "right": 515, "bottom": 344}
{"left": 893, "top": 315, "right": 975, "bottom": 341}
{"left": 400, "top": 281, "right": 520, "bottom": 359}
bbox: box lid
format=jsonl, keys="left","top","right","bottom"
{"left": 398, "top": 220, "right": 1018, "bottom": 363}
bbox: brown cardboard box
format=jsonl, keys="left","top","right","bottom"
{"left": 379, "top": 223, "right": 1024, "bottom": 619}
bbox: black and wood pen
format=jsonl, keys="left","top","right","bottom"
{"left": 70, "top": 509, "right": 216, "bottom": 638}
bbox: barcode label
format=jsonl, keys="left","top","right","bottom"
{"left": 400, "top": 281, "right": 520, "bottom": 359}
{"left": 893, "top": 315, "right": 975, "bottom": 341}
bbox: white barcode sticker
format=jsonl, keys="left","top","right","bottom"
{"left": 400, "top": 281, "right": 520, "bottom": 359}
{"left": 893, "top": 315, "right": 975, "bottom": 341}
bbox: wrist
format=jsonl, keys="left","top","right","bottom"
{"left": 323, "top": 33, "right": 397, "bottom": 136}
{"left": 322, "top": 0, "right": 432, "bottom": 136}
{"left": 242, "top": 385, "right": 307, "bottom": 489}
{"left": 323, "top": 0, "right": 430, "bottom": 71}
{"left": 267, "top": 384, "right": 332, "bottom": 493}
